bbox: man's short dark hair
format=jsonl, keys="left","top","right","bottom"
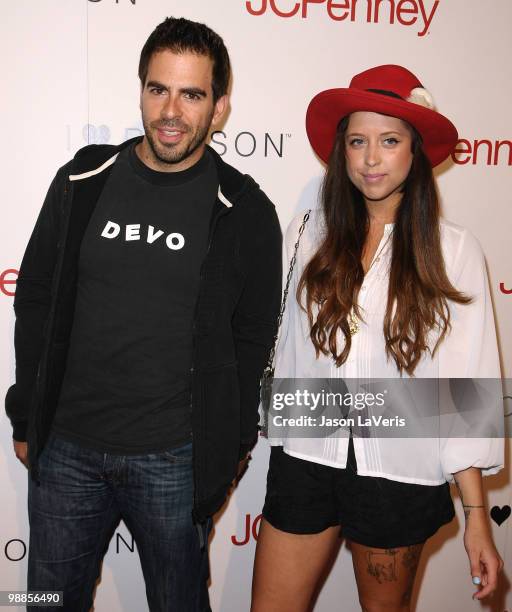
{"left": 138, "top": 17, "right": 231, "bottom": 102}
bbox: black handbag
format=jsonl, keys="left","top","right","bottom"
{"left": 260, "top": 209, "right": 311, "bottom": 435}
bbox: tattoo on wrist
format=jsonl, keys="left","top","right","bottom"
{"left": 463, "top": 505, "right": 485, "bottom": 522}
{"left": 455, "top": 481, "right": 485, "bottom": 522}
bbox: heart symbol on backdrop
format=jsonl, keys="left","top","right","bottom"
{"left": 490, "top": 505, "right": 511, "bottom": 526}
{"left": 83, "top": 124, "right": 111, "bottom": 145}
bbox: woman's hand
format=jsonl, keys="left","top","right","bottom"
{"left": 454, "top": 466, "right": 503, "bottom": 600}
{"left": 463, "top": 507, "right": 503, "bottom": 600}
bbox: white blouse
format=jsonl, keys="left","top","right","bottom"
{"left": 269, "top": 209, "right": 504, "bottom": 485}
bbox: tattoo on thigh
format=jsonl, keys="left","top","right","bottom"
{"left": 402, "top": 545, "right": 422, "bottom": 571}
{"left": 366, "top": 549, "right": 398, "bottom": 583}
{"left": 400, "top": 545, "right": 422, "bottom": 606}
{"left": 401, "top": 580, "right": 414, "bottom": 607}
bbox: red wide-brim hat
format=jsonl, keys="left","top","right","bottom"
{"left": 306, "top": 65, "right": 458, "bottom": 168}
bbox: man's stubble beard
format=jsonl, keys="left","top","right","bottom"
{"left": 143, "top": 109, "right": 215, "bottom": 167}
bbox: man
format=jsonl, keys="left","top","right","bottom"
{"left": 6, "top": 16, "right": 281, "bottom": 612}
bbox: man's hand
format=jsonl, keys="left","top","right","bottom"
{"left": 13, "top": 440, "right": 29, "bottom": 468}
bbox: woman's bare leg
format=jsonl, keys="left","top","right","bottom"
{"left": 350, "top": 541, "right": 424, "bottom": 612}
{"left": 251, "top": 518, "right": 340, "bottom": 612}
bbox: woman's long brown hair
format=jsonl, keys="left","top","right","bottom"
{"left": 298, "top": 116, "right": 471, "bottom": 375}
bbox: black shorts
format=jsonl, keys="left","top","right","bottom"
{"left": 262, "top": 439, "right": 455, "bottom": 549}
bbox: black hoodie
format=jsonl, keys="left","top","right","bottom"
{"left": 5, "top": 137, "right": 282, "bottom": 521}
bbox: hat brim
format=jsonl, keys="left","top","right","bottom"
{"left": 305, "top": 88, "right": 458, "bottom": 167}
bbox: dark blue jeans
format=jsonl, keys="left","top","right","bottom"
{"left": 27, "top": 434, "right": 211, "bottom": 612}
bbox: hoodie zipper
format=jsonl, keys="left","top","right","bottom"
{"left": 191, "top": 200, "right": 232, "bottom": 524}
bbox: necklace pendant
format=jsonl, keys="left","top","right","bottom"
{"left": 348, "top": 311, "right": 359, "bottom": 335}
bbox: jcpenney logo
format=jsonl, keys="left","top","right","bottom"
{"left": 231, "top": 513, "right": 262, "bottom": 545}
{"left": 0, "top": 269, "right": 17, "bottom": 297}
{"left": 452, "top": 139, "right": 512, "bottom": 167}
{"left": 246, "top": 0, "right": 440, "bottom": 37}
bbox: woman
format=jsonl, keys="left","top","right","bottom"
{"left": 251, "top": 65, "right": 504, "bottom": 612}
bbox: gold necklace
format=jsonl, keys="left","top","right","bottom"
{"left": 348, "top": 311, "right": 360, "bottom": 335}
{"left": 348, "top": 231, "right": 393, "bottom": 335}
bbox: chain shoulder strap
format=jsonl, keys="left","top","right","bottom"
{"left": 264, "top": 209, "right": 311, "bottom": 373}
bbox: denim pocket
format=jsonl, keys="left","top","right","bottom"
{"left": 162, "top": 441, "right": 193, "bottom": 464}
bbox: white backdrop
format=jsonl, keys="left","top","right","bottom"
{"left": 1, "top": 1, "right": 511, "bottom": 610}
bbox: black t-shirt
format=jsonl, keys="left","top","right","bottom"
{"left": 52, "top": 143, "right": 217, "bottom": 453}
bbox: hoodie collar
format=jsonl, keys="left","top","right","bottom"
{"left": 70, "top": 137, "right": 255, "bottom": 208}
